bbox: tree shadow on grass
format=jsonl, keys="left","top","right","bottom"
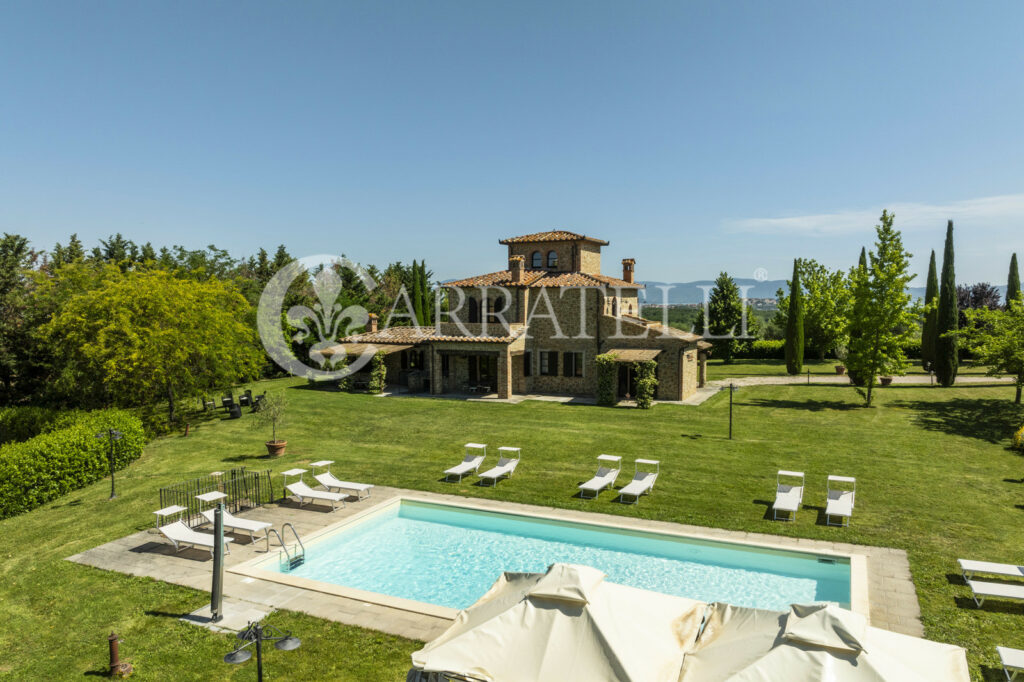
{"left": 889, "top": 397, "right": 1024, "bottom": 444}
{"left": 745, "top": 398, "right": 861, "bottom": 412}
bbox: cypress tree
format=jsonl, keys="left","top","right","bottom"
{"left": 1008, "top": 253, "right": 1021, "bottom": 305}
{"left": 411, "top": 260, "right": 424, "bottom": 326}
{"left": 921, "top": 250, "right": 939, "bottom": 370}
{"left": 420, "top": 261, "right": 432, "bottom": 324}
{"left": 935, "top": 220, "right": 959, "bottom": 386}
{"left": 858, "top": 247, "right": 867, "bottom": 271}
{"left": 784, "top": 260, "right": 804, "bottom": 375}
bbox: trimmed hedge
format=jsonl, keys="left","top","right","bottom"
{"left": 0, "top": 406, "right": 68, "bottom": 445}
{"left": 729, "top": 338, "right": 923, "bottom": 361}
{"left": 0, "top": 409, "right": 146, "bottom": 519}
{"left": 734, "top": 339, "right": 785, "bottom": 360}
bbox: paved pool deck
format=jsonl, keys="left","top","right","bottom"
{"left": 67, "top": 486, "right": 924, "bottom": 642}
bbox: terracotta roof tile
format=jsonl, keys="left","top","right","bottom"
{"left": 444, "top": 269, "right": 641, "bottom": 289}
{"left": 499, "top": 230, "right": 609, "bottom": 246}
{"left": 339, "top": 325, "right": 523, "bottom": 345}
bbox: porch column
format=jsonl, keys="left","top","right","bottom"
{"left": 698, "top": 351, "right": 708, "bottom": 388}
{"left": 430, "top": 347, "right": 443, "bottom": 394}
{"left": 497, "top": 350, "right": 512, "bottom": 399}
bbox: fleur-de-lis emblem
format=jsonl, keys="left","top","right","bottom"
{"left": 287, "top": 267, "right": 369, "bottom": 368}
{"left": 257, "top": 255, "right": 378, "bottom": 380}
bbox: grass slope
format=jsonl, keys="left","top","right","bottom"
{"left": 1, "top": 378, "right": 1022, "bottom": 680}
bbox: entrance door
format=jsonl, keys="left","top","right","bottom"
{"left": 478, "top": 356, "right": 497, "bottom": 392}
{"left": 617, "top": 364, "right": 636, "bottom": 398}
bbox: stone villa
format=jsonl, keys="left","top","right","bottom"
{"left": 335, "top": 230, "right": 709, "bottom": 401}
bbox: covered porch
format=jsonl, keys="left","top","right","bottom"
{"left": 429, "top": 341, "right": 515, "bottom": 399}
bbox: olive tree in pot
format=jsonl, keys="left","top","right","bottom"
{"left": 252, "top": 392, "right": 287, "bottom": 456}
{"left": 834, "top": 345, "right": 848, "bottom": 375}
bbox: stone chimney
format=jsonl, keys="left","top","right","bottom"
{"left": 509, "top": 255, "right": 525, "bottom": 284}
{"left": 621, "top": 258, "right": 635, "bottom": 284}
{"left": 368, "top": 313, "right": 379, "bottom": 333}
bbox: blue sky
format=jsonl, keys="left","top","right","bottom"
{"left": 2, "top": 1, "right": 1022, "bottom": 285}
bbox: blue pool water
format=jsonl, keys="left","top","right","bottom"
{"left": 268, "top": 500, "right": 850, "bottom": 611}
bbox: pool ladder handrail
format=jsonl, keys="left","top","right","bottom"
{"left": 267, "top": 523, "right": 306, "bottom": 570}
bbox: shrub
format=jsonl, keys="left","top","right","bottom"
{"left": 734, "top": 339, "right": 785, "bottom": 360}
{"left": 1014, "top": 424, "right": 1024, "bottom": 452}
{"left": 595, "top": 353, "right": 618, "bottom": 406}
{"left": 0, "top": 409, "right": 146, "bottom": 519}
{"left": 634, "top": 360, "right": 658, "bottom": 409}
{"left": 0, "top": 406, "right": 69, "bottom": 444}
{"left": 368, "top": 351, "right": 387, "bottom": 394}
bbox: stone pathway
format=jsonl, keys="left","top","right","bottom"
{"left": 67, "top": 487, "right": 923, "bottom": 641}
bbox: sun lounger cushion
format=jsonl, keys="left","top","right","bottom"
{"left": 968, "top": 579, "right": 1024, "bottom": 607}
{"left": 958, "top": 559, "right": 1024, "bottom": 580}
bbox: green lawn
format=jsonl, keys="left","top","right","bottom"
{"left": 1, "top": 379, "right": 1022, "bottom": 680}
{"left": 706, "top": 358, "right": 995, "bottom": 381}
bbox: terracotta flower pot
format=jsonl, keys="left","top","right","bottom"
{"left": 266, "top": 440, "right": 287, "bottom": 456}
{"left": 879, "top": 377, "right": 893, "bottom": 386}
{"left": 834, "top": 365, "right": 847, "bottom": 375}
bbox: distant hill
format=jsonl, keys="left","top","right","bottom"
{"left": 642, "top": 280, "right": 1008, "bottom": 305}
{"left": 639, "top": 279, "right": 788, "bottom": 305}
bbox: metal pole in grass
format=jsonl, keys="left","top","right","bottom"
{"left": 211, "top": 503, "right": 225, "bottom": 622}
{"left": 807, "top": 368, "right": 810, "bottom": 385}
{"left": 728, "top": 383, "right": 735, "bottom": 439}
{"left": 95, "top": 429, "right": 123, "bottom": 500}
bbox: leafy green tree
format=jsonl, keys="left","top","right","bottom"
{"left": 1008, "top": 253, "right": 1021, "bottom": 306}
{"left": 845, "top": 211, "right": 918, "bottom": 406}
{"left": 694, "top": 272, "right": 748, "bottom": 363}
{"left": 784, "top": 260, "right": 804, "bottom": 374}
{"left": 49, "top": 234, "right": 85, "bottom": 269}
{"left": 775, "top": 259, "right": 850, "bottom": 360}
{"left": 0, "top": 235, "right": 37, "bottom": 400}
{"left": 935, "top": 220, "right": 958, "bottom": 386}
{"left": 958, "top": 300, "right": 1024, "bottom": 403}
{"left": 921, "top": 250, "right": 939, "bottom": 371}
{"left": 44, "top": 270, "right": 262, "bottom": 423}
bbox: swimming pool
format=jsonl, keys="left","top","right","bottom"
{"left": 251, "top": 498, "right": 851, "bottom": 612}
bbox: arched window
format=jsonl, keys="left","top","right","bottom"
{"left": 531, "top": 251, "right": 542, "bottom": 268}
{"left": 547, "top": 250, "right": 558, "bottom": 269}
{"left": 468, "top": 296, "right": 480, "bottom": 323}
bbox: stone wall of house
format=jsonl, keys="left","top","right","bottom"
{"left": 507, "top": 241, "right": 577, "bottom": 272}
{"left": 518, "top": 287, "right": 603, "bottom": 396}
{"left": 578, "top": 242, "right": 602, "bottom": 274}
{"left": 681, "top": 348, "right": 698, "bottom": 400}
{"left": 443, "top": 286, "right": 527, "bottom": 328}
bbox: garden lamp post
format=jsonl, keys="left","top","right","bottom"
{"left": 224, "top": 621, "right": 301, "bottom": 682}
{"left": 95, "top": 429, "right": 123, "bottom": 500}
{"left": 728, "top": 383, "right": 739, "bottom": 440}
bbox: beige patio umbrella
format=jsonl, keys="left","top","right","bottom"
{"left": 411, "top": 563, "right": 706, "bottom": 682}
{"left": 678, "top": 602, "right": 970, "bottom": 682}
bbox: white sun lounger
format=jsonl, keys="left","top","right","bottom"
{"left": 825, "top": 475, "right": 856, "bottom": 527}
{"left": 286, "top": 481, "right": 345, "bottom": 511}
{"left": 773, "top": 470, "right": 804, "bottom": 522}
{"left": 478, "top": 447, "right": 521, "bottom": 486}
{"left": 200, "top": 508, "right": 272, "bottom": 545}
{"left": 314, "top": 471, "right": 374, "bottom": 500}
{"left": 617, "top": 459, "right": 659, "bottom": 504}
{"left": 445, "top": 443, "right": 487, "bottom": 482}
{"left": 998, "top": 646, "right": 1024, "bottom": 681}
{"left": 967, "top": 579, "right": 1024, "bottom": 608}
{"left": 958, "top": 559, "right": 1024, "bottom": 582}
{"left": 579, "top": 455, "right": 622, "bottom": 499}
{"left": 159, "top": 520, "right": 233, "bottom": 557}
